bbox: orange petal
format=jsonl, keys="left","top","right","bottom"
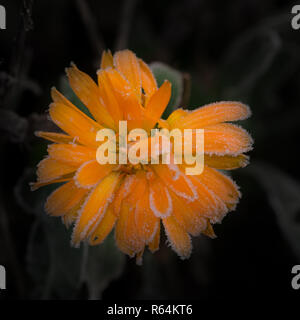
{"left": 62, "top": 196, "right": 87, "bottom": 228}
{"left": 45, "top": 180, "right": 88, "bottom": 216}
{"left": 47, "top": 144, "right": 96, "bottom": 166}
{"left": 171, "top": 101, "right": 251, "bottom": 129}
{"left": 51, "top": 87, "right": 74, "bottom": 107}
{"left": 148, "top": 221, "right": 160, "bottom": 253}
{"left": 204, "top": 154, "right": 249, "bottom": 170}
{"left": 135, "top": 180, "right": 159, "bottom": 244}
{"left": 113, "top": 50, "right": 142, "bottom": 100}
{"left": 163, "top": 215, "right": 192, "bottom": 259}
{"left": 49, "top": 102, "right": 102, "bottom": 147}
{"left": 30, "top": 176, "right": 72, "bottom": 191}
{"left": 171, "top": 191, "right": 207, "bottom": 236}
{"left": 124, "top": 171, "right": 159, "bottom": 244}
{"left": 144, "top": 80, "right": 171, "bottom": 131}
{"left": 167, "top": 108, "right": 188, "bottom": 128}
{"left": 113, "top": 174, "right": 137, "bottom": 216}
{"left": 179, "top": 174, "right": 228, "bottom": 224}
{"left": 138, "top": 58, "right": 157, "bottom": 102}
{"left": 36, "top": 158, "right": 77, "bottom": 183}
{"left": 97, "top": 69, "right": 123, "bottom": 123}
{"left": 203, "top": 123, "right": 253, "bottom": 156}
{"left": 152, "top": 163, "right": 198, "bottom": 202}
{"left": 74, "top": 160, "right": 115, "bottom": 189}
{"left": 105, "top": 68, "right": 143, "bottom": 130}
{"left": 202, "top": 220, "right": 217, "bottom": 239}
{"left": 196, "top": 166, "right": 241, "bottom": 209}
{"left": 89, "top": 205, "right": 117, "bottom": 245}
{"left": 35, "top": 131, "right": 74, "bottom": 144}
{"left": 115, "top": 202, "right": 144, "bottom": 257}
{"left": 72, "top": 171, "right": 121, "bottom": 246}
{"left": 148, "top": 173, "right": 173, "bottom": 218}
{"left": 100, "top": 50, "right": 114, "bottom": 69}
{"left": 66, "top": 64, "right": 116, "bottom": 129}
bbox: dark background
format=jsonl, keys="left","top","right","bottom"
{"left": 0, "top": 0, "right": 300, "bottom": 301}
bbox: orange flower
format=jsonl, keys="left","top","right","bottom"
{"left": 32, "top": 49, "right": 253, "bottom": 264}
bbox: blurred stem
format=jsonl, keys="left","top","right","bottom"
{"left": 114, "top": 0, "right": 138, "bottom": 50}
{"left": 0, "top": 191, "right": 25, "bottom": 298}
{"left": 3, "top": 0, "right": 34, "bottom": 110}
{"left": 75, "top": 0, "right": 106, "bottom": 59}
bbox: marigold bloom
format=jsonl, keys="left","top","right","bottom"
{"left": 32, "top": 49, "right": 253, "bottom": 264}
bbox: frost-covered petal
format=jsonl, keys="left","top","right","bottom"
{"left": 47, "top": 143, "right": 95, "bottom": 166}
{"left": 66, "top": 64, "right": 116, "bottom": 129}
{"left": 49, "top": 102, "right": 102, "bottom": 147}
{"left": 148, "top": 174, "right": 173, "bottom": 218}
{"left": 72, "top": 172, "right": 121, "bottom": 246}
{"left": 113, "top": 49, "right": 142, "bottom": 100}
{"left": 89, "top": 205, "right": 117, "bottom": 245}
{"left": 163, "top": 215, "right": 192, "bottom": 259}
{"left": 45, "top": 180, "right": 88, "bottom": 216}
{"left": 74, "top": 160, "right": 116, "bottom": 189}
{"left": 171, "top": 101, "right": 251, "bottom": 129}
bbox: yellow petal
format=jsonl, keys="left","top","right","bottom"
{"left": 47, "top": 144, "right": 96, "bottom": 166}
{"left": 66, "top": 64, "right": 116, "bottom": 129}
{"left": 171, "top": 101, "right": 251, "bottom": 129}
{"left": 89, "top": 205, "right": 117, "bottom": 245}
{"left": 45, "top": 180, "right": 88, "bottom": 216}
{"left": 72, "top": 171, "right": 121, "bottom": 246}
{"left": 49, "top": 102, "right": 102, "bottom": 147}
{"left": 74, "top": 160, "right": 115, "bottom": 189}
{"left": 101, "top": 49, "right": 114, "bottom": 69}
{"left": 163, "top": 215, "right": 192, "bottom": 259}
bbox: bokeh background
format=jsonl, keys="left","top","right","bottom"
{"left": 0, "top": 0, "right": 300, "bottom": 300}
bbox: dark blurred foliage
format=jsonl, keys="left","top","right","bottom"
{"left": 0, "top": 0, "right": 300, "bottom": 301}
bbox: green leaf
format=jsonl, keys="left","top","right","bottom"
{"left": 150, "top": 62, "right": 184, "bottom": 118}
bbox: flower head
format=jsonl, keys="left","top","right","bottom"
{"left": 32, "top": 49, "right": 253, "bottom": 264}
